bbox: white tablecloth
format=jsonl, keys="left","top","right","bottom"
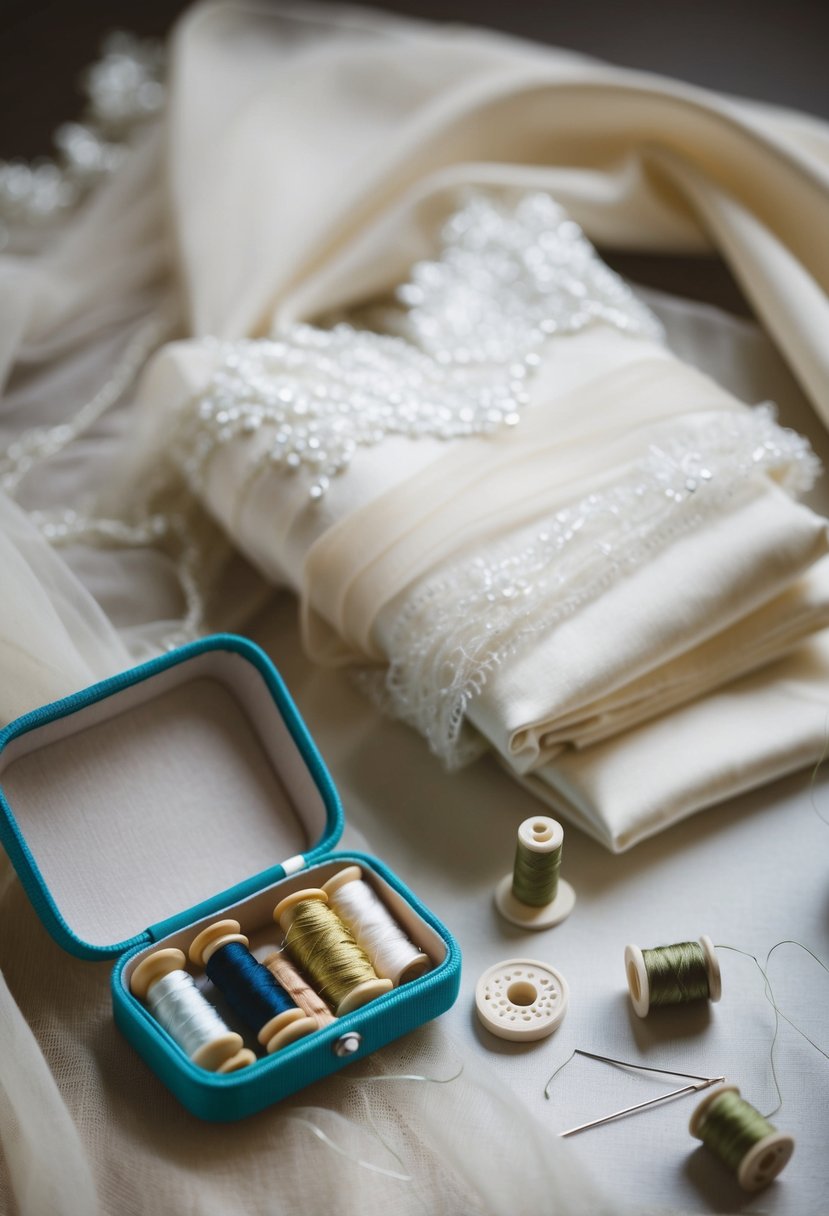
{"left": 252, "top": 585, "right": 829, "bottom": 1215}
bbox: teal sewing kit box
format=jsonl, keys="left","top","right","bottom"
{"left": 0, "top": 634, "right": 461, "bottom": 1120}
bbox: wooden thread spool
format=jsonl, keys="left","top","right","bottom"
{"left": 261, "top": 949, "right": 336, "bottom": 1029}
{"left": 273, "top": 888, "right": 393, "bottom": 1014}
{"left": 690, "top": 1085, "right": 795, "bottom": 1192}
{"left": 625, "top": 935, "right": 722, "bottom": 1018}
{"left": 495, "top": 816, "right": 575, "bottom": 930}
{"left": 130, "top": 947, "right": 255, "bottom": 1073}
{"left": 189, "top": 919, "right": 317, "bottom": 1053}
{"left": 321, "top": 865, "right": 431, "bottom": 985}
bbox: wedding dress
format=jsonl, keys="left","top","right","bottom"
{"left": 3, "top": 4, "right": 829, "bottom": 1214}
{"left": 107, "top": 13, "right": 829, "bottom": 849}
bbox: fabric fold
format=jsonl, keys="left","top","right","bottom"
{"left": 4, "top": 5, "right": 829, "bottom": 1212}
{"left": 5, "top": 4, "right": 829, "bottom": 851}
{"left": 120, "top": 191, "right": 829, "bottom": 811}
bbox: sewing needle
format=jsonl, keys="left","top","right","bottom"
{"left": 553, "top": 1051, "right": 725, "bottom": 1137}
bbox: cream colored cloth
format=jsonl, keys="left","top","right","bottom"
{"left": 128, "top": 321, "right": 829, "bottom": 794}
{"left": 105, "top": 0, "right": 829, "bottom": 851}
{"left": 2, "top": 5, "right": 829, "bottom": 1213}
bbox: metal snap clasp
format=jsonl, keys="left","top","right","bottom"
{"left": 333, "top": 1031, "right": 362, "bottom": 1057}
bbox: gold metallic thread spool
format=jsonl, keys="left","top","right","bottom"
{"left": 130, "top": 947, "right": 255, "bottom": 1073}
{"left": 495, "top": 816, "right": 576, "bottom": 929}
{"left": 189, "top": 919, "right": 317, "bottom": 1053}
{"left": 274, "top": 888, "right": 393, "bottom": 1014}
{"left": 690, "top": 1085, "right": 795, "bottom": 1192}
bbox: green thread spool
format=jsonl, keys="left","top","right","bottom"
{"left": 274, "top": 888, "right": 392, "bottom": 1014}
{"left": 690, "top": 1085, "right": 795, "bottom": 1192}
{"left": 625, "top": 935, "right": 722, "bottom": 1017}
{"left": 495, "top": 817, "right": 575, "bottom": 930}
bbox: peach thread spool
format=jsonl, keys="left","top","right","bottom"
{"left": 261, "top": 949, "right": 336, "bottom": 1029}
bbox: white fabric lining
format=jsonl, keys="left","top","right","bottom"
{"left": 0, "top": 648, "right": 330, "bottom": 947}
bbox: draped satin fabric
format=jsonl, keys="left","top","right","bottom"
{"left": 100, "top": 1, "right": 829, "bottom": 850}
{"left": 2, "top": 5, "right": 829, "bottom": 1213}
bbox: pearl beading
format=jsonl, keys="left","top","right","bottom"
{"left": 363, "top": 405, "right": 819, "bottom": 767}
{"left": 178, "top": 193, "right": 664, "bottom": 501}
{"left": 0, "top": 32, "right": 164, "bottom": 252}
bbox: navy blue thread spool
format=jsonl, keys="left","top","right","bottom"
{"left": 189, "top": 919, "right": 316, "bottom": 1053}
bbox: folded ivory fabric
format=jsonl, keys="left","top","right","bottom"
{"left": 2, "top": 6, "right": 829, "bottom": 1215}
{"left": 69, "top": 0, "right": 829, "bottom": 852}
{"left": 4, "top": 5, "right": 829, "bottom": 833}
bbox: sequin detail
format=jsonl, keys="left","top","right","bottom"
{"left": 366, "top": 406, "right": 819, "bottom": 767}
{"left": 179, "top": 193, "right": 663, "bottom": 499}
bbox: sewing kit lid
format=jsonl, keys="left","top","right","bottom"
{"left": 0, "top": 634, "right": 343, "bottom": 960}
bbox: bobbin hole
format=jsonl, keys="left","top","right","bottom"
{"left": 627, "top": 960, "right": 641, "bottom": 1002}
{"left": 507, "top": 981, "right": 537, "bottom": 1007}
{"left": 760, "top": 1151, "right": 776, "bottom": 1171}
{"left": 532, "top": 821, "right": 553, "bottom": 841}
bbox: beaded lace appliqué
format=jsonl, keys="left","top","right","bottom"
{"left": 371, "top": 406, "right": 819, "bottom": 767}
{"left": 173, "top": 189, "right": 820, "bottom": 766}
{"left": 179, "top": 193, "right": 664, "bottom": 499}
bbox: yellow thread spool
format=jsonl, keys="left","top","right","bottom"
{"left": 274, "top": 888, "right": 392, "bottom": 1014}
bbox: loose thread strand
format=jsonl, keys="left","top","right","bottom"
{"left": 286, "top": 1115, "right": 412, "bottom": 1182}
{"left": 343, "top": 1063, "right": 464, "bottom": 1085}
{"left": 712, "top": 941, "right": 829, "bottom": 1117}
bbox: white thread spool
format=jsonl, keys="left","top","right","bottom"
{"left": 321, "top": 865, "right": 431, "bottom": 985}
{"left": 130, "top": 947, "right": 255, "bottom": 1072}
{"left": 495, "top": 817, "right": 576, "bottom": 930}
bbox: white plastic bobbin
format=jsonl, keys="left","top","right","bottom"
{"left": 475, "top": 958, "right": 569, "bottom": 1042}
{"left": 690, "top": 1085, "right": 795, "bottom": 1193}
{"left": 495, "top": 817, "right": 576, "bottom": 930}
{"left": 625, "top": 934, "right": 722, "bottom": 1018}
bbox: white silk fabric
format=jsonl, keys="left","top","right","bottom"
{"left": 111, "top": 1, "right": 829, "bottom": 850}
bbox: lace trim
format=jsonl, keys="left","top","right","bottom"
{"left": 367, "top": 405, "right": 820, "bottom": 768}
{"left": 178, "top": 193, "right": 663, "bottom": 500}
